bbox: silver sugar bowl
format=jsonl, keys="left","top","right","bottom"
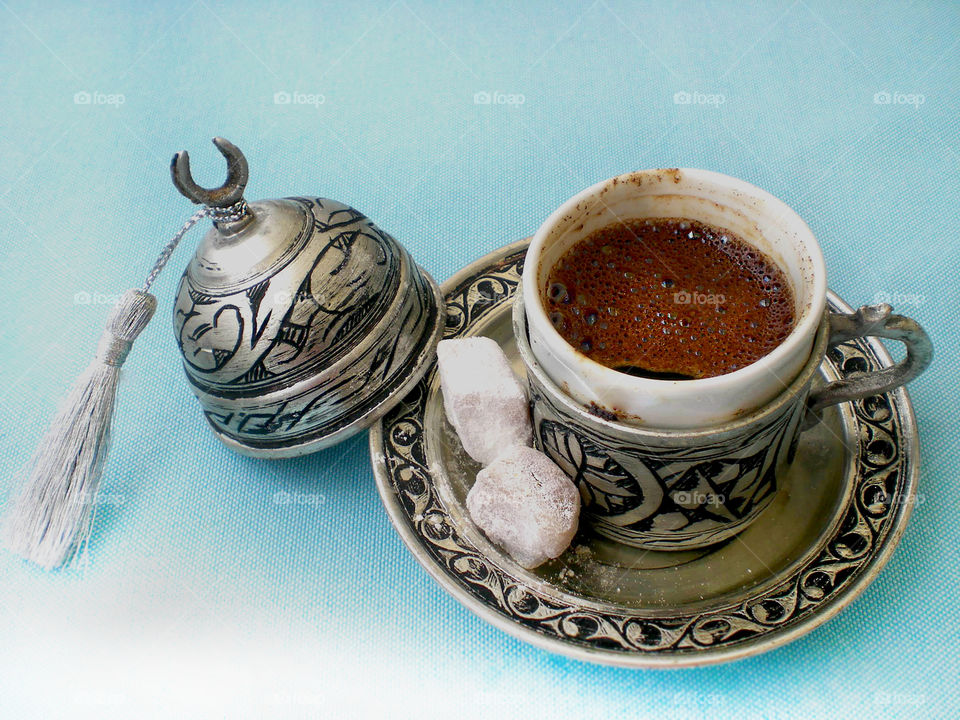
{"left": 170, "top": 138, "right": 444, "bottom": 457}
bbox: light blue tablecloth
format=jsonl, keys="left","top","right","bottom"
{"left": 1, "top": 1, "right": 957, "bottom": 717}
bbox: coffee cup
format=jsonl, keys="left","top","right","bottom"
{"left": 515, "top": 169, "right": 932, "bottom": 549}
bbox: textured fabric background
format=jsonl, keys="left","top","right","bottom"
{"left": 0, "top": 1, "right": 957, "bottom": 717}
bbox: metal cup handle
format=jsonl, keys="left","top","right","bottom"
{"left": 805, "top": 304, "right": 932, "bottom": 424}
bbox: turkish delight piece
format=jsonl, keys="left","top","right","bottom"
{"left": 466, "top": 446, "right": 580, "bottom": 569}
{"left": 436, "top": 337, "right": 532, "bottom": 466}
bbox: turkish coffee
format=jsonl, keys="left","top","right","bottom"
{"left": 543, "top": 218, "right": 795, "bottom": 380}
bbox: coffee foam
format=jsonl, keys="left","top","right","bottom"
{"left": 544, "top": 218, "right": 795, "bottom": 379}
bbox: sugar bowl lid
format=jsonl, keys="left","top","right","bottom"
{"left": 170, "top": 138, "right": 444, "bottom": 457}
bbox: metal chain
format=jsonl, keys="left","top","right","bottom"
{"left": 208, "top": 198, "right": 249, "bottom": 223}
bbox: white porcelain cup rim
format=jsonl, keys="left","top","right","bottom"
{"left": 521, "top": 168, "right": 828, "bottom": 429}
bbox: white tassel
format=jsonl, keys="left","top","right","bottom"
{"left": 2, "top": 290, "right": 157, "bottom": 569}
{"left": 2, "top": 200, "right": 224, "bottom": 569}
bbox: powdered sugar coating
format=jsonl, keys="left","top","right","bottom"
{"left": 436, "top": 337, "right": 533, "bottom": 465}
{"left": 466, "top": 446, "right": 581, "bottom": 569}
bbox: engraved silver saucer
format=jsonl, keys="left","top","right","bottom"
{"left": 369, "top": 239, "right": 920, "bottom": 668}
